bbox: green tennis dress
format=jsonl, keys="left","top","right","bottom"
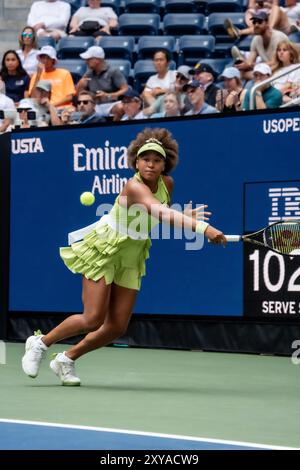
{"left": 60, "top": 173, "right": 170, "bottom": 290}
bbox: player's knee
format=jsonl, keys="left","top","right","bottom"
{"left": 107, "top": 321, "right": 128, "bottom": 339}
{"left": 83, "top": 316, "right": 102, "bottom": 332}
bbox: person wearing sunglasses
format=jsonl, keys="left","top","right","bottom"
{"left": 225, "top": 0, "right": 300, "bottom": 40}
{"left": 16, "top": 26, "right": 39, "bottom": 77}
{"left": 76, "top": 90, "right": 105, "bottom": 124}
{"left": 229, "top": 11, "right": 289, "bottom": 78}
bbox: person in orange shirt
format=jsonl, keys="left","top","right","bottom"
{"left": 28, "top": 45, "right": 75, "bottom": 107}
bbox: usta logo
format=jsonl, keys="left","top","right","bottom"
{"left": 12, "top": 138, "right": 44, "bottom": 154}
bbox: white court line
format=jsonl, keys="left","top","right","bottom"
{"left": 0, "top": 418, "right": 297, "bottom": 450}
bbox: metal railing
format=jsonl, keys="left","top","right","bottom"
{"left": 249, "top": 63, "right": 300, "bottom": 110}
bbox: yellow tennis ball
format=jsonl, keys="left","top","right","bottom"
{"left": 80, "top": 191, "right": 95, "bottom": 206}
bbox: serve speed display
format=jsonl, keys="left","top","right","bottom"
{"left": 244, "top": 181, "right": 300, "bottom": 318}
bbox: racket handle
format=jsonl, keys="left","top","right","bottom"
{"left": 225, "top": 235, "right": 241, "bottom": 242}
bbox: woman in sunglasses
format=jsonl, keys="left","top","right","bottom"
{"left": 16, "top": 26, "right": 39, "bottom": 77}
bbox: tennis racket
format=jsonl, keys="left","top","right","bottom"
{"left": 223, "top": 220, "right": 300, "bottom": 256}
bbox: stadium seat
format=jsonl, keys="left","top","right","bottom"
{"left": 56, "top": 59, "right": 87, "bottom": 83}
{"left": 134, "top": 59, "right": 176, "bottom": 92}
{"left": 191, "top": 57, "right": 232, "bottom": 75}
{"left": 196, "top": 0, "right": 208, "bottom": 14}
{"left": 137, "top": 36, "right": 176, "bottom": 60}
{"left": 163, "top": 13, "right": 206, "bottom": 36}
{"left": 208, "top": 12, "right": 245, "bottom": 39}
{"left": 164, "top": 0, "right": 197, "bottom": 13}
{"left": 124, "top": 0, "right": 160, "bottom": 14}
{"left": 208, "top": 12, "right": 245, "bottom": 56}
{"left": 57, "top": 36, "right": 95, "bottom": 59}
{"left": 101, "top": 0, "right": 121, "bottom": 14}
{"left": 62, "top": 0, "right": 82, "bottom": 15}
{"left": 288, "top": 32, "right": 300, "bottom": 43}
{"left": 206, "top": 0, "right": 243, "bottom": 13}
{"left": 37, "top": 37, "right": 56, "bottom": 49}
{"left": 238, "top": 35, "right": 252, "bottom": 51}
{"left": 107, "top": 59, "right": 132, "bottom": 79}
{"left": 100, "top": 36, "right": 135, "bottom": 61}
{"left": 118, "top": 13, "right": 160, "bottom": 36}
{"left": 178, "top": 35, "right": 215, "bottom": 65}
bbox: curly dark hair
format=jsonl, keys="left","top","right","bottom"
{"left": 127, "top": 127, "right": 179, "bottom": 175}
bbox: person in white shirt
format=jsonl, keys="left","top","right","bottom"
{"left": 69, "top": 0, "right": 118, "bottom": 37}
{"left": 16, "top": 26, "right": 39, "bottom": 77}
{"left": 27, "top": 0, "right": 71, "bottom": 41}
{"left": 142, "top": 50, "right": 176, "bottom": 107}
{"left": 0, "top": 92, "right": 16, "bottom": 133}
{"left": 271, "top": 40, "right": 300, "bottom": 103}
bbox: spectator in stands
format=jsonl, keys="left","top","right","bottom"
{"left": 69, "top": 0, "right": 118, "bottom": 37}
{"left": 143, "top": 65, "right": 191, "bottom": 116}
{"left": 183, "top": 80, "right": 219, "bottom": 115}
{"left": 189, "top": 62, "right": 220, "bottom": 108}
{"left": 225, "top": 0, "right": 300, "bottom": 39}
{"left": 16, "top": 26, "right": 39, "bottom": 77}
{"left": 76, "top": 90, "right": 105, "bottom": 124}
{"left": 271, "top": 40, "right": 300, "bottom": 102}
{"left": 60, "top": 105, "right": 78, "bottom": 125}
{"left": 232, "top": 11, "right": 289, "bottom": 74}
{"left": 142, "top": 50, "right": 176, "bottom": 107}
{"left": 77, "top": 46, "right": 128, "bottom": 118}
{"left": 215, "top": 67, "right": 246, "bottom": 113}
{"left": 119, "top": 89, "right": 146, "bottom": 121}
{"left": 0, "top": 91, "right": 16, "bottom": 133}
{"left": 28, "top": 46, "right": 76, "bottom": 108}
{"left": 29, "top": 80, "right": 62, "bottom": 125}
{"left": 27, "top": 0, "right": 71, "bottom": 41}
{"left": 0, "top": 50, "right": 30, "bottom": 104}
{"left": 243, "top": 62, "right": 283, "bottom": 109}
{"left": 15, "top": 99, "right": 39, "bottom": 128}
{"left": 151, "top": 92, "right": 182, "bottom": 118}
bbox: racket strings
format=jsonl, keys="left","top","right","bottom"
{"left": 268, "top": 223, "right": 300, "bottom": 254}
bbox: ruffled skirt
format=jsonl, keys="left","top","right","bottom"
{"left": 60, "top": 223, "right": 151, "bottom": 291}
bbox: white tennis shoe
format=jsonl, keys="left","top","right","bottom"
{"left": 50, "top": 352, "right": 81, "bottom": 386}
{"left": 22, "top": 330, "right": 47, "bottom": 378}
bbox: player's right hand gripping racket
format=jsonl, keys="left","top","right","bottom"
{"left": 224, "top": 220, "right": 300, "bottom": 256}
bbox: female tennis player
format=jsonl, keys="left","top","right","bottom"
{"left": 22, "top": 127, "right": 227, "bottom": 385}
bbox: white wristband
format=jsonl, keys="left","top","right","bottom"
{"left": 195, "top": 221, "right": 209, "bottom": 234}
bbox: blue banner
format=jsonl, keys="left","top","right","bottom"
{"left": 9, "top": 111, "right": 300, "bottom": 315}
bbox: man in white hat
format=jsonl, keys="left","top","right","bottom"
{"left": 77, "top": 46, "right": 128, "bottom": 117}
{"left": 243, "top": 63, "right": 283, "bottom": 110}
{"left": 28, "top": 46, "right": 76, "bottom": 108}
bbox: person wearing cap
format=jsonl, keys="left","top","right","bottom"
{"left": 15, "top": 99, "right": 37, "bottom": 128}
{"left": 77, "top": 46, "right": 128, "bottom": 118}
{"left": 215, "top": 67, "right": 246, "bottom": 113}
{"left": 228, "top": 11, "right": 289, "bottom": 76}
{"left": 242, "top": 62, "right": 283, "bottom": 110}
{"left": 225, "top": 0, "right": 300, "bottom": 39}
{"left": 143, "top": 65, "right": 191, "bottom": 117}
{"left": 120, "top": 89, "right": 146, "bottom": 121}
{"left": 142, "top": 50, "right": 177, "bottom": 107}
{"left": 183, "top": 80, "right": 219, "bottom": 115}
{"left": 28, "top": 46, "right": 76, "bottom": 108}
{"left": 23, "top": 80, "right": 61, "bottom": 126}
{"left": 189, "top": 62, "right": 220, "bottom": 108}
{"left": 69, "top": 0, "right": 118, "bottom": 37}
{"left": 27, "top": 0, "right": 71, "bottom": 41}
{"left": 22, "top": 127, "right": 226, "bottom": 386}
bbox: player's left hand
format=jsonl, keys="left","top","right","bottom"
{"left": 184, "top": 202, "right": 211, "bottom": 221}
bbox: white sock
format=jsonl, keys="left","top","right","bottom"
{"left": 60, "top": 351, "right": 74, "bottom": 363}
{"left": 37, "top": 337, "right": 48, "bottom": 350}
